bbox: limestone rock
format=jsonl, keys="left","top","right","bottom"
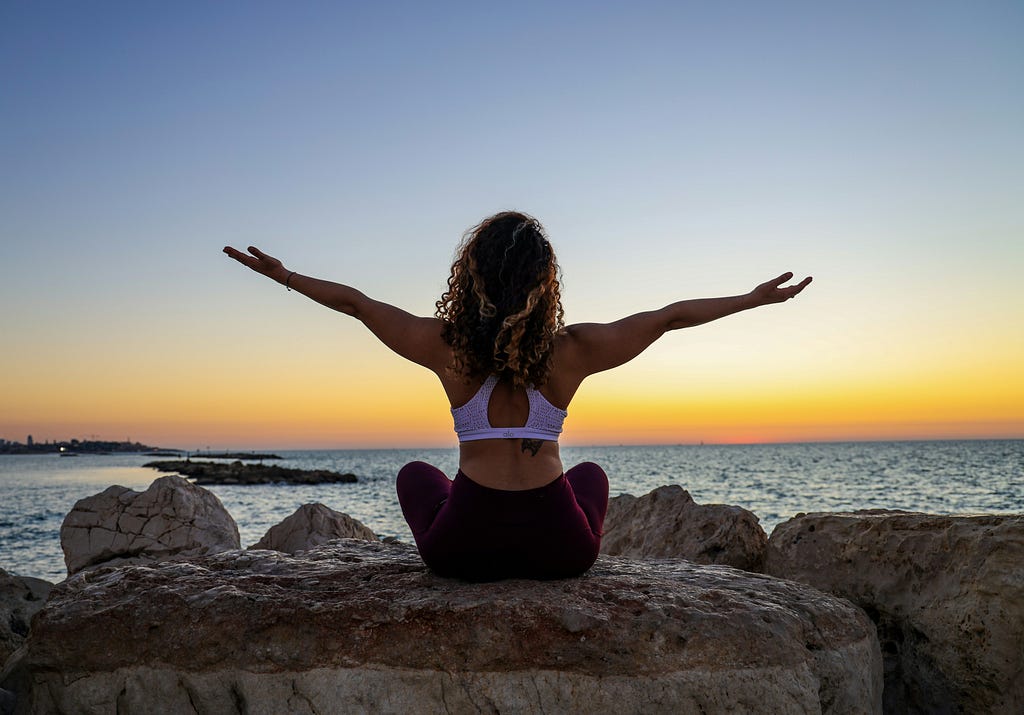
{"left": 0, "top": 570, "right": 52, "bottom": 668}
{"left": 600, "top": 485, "right": 768, "bottom": 571}
{"left": 59, "top": 475, "right": 240, "bottom": 576}
{"left": 249, "top": 502, "right": 378, "bottom": 553}
{"left": 765, "top": 510, "right": 1024, "bottom": 715}
{"left": 5, "top": 540, "right": 882, "bottom": 714}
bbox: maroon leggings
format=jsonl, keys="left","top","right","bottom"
{"left": 396, "top": 461, "right": 609, "bottom": 581}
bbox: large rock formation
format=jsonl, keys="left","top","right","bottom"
{"left": 249, "top": 502, "right": 378, "bottom": 553}
{"left": 0, "top": 570, "right": 52, "bottom": 668}
{"left": 59, "top": 475, "right": 240, "bottom": 575}
{"left": 600, "top": 485, "right": 767, "bottom": 571}
{"left": 765, "top": 510, "right": 1024, "bottom": 715}
{"left": 4, "top": 540, "right": 882, "bottom": 714}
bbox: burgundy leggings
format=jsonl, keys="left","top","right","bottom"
{"left": 396, "top": 461, "right": 609, "bottom": 581}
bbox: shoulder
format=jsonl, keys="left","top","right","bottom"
{"left": 551, "top": 324, "right": 594, "bottom": 363}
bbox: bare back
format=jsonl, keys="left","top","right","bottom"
{"left": 436, "top": 332, "right": 587, "bottom": 490}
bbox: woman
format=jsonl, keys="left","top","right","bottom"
{"left": 224, "top": 211, "right": 811, "bottom": 580}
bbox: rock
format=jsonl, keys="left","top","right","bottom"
{"left": 0, "top": 686, "right": 13, "bottom": 715}
{"left": 600, "top": 485, "right": 768, "bottom": 571}
{"left": 59, "top": 475, "right": 240, "bottom": 576}
{"left": 249, "top": 503, "right": 378, "bottom": 553}
{"left": 145, "top": 459, "right": 357, "bottom": 485}
{"left": 765, "top": 510, "right": 1024, "bottom": 715}
{"left": 4, "top": 540, "right": 882, "bottom": 714}
{"left": 0, "top": 570, "right": 52, "bottom": 668}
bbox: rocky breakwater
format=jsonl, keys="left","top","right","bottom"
{"left": 766, "top": 510, "right": 1024, "bottom": 715}
{"left": 3, "top": 539, "right": 882, "bottom": 714}
{"left": 145, "top": 459, "right": 357, "bottom": 485}
{"left": 601, "top": 485, "right": 767, "bottom": 571}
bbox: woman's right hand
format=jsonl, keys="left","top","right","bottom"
{"left": 223, "top": 246, "right": 290, "bottom": 284}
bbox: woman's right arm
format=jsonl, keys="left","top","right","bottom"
{"left": 559, "top": 272, "right": 812, "bottom": 380}
{"left": 223, "top": 245, "right": 449, "bottom": 371}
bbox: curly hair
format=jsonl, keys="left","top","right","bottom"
{"left": 436, "top": 211, "right": 565, "bottom": 388}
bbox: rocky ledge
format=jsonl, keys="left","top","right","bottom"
{"left": 766, "top": 510, "right": 1024, "bottom": 714}
{"left": 145, "top": 459, "right": 357, "bottom": 485}
{"left": 3, "top": 540, "right": 882, "bottom": 714}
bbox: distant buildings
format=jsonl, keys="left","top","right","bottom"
{"left": 0, "top": 436, "right": 164, "bottom": 454}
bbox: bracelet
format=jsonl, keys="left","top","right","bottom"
{"left": 285, "top": 271, "right": 297, "bottom": 291}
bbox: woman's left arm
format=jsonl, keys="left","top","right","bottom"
{"left": 664, "top": 272, "right": 813, "bottom": 329}
{"left": 223, "top": 245, "right": 448, "bottom": 371}
{"left": 559, "top": 272, "right": 812, "bottom": 379}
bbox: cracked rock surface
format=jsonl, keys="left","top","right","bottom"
{"left": 5, "top": 540, "right": 881, "bottom": 714}
{"left": 766, "top": 510, "right": 1024, "bottom": 715}
{"left": 59, "top": 475, "right": 240, "bottom": 575}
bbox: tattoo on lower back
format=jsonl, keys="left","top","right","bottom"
{"left": 520, "top": 439, "right": 543, "bottom": 457}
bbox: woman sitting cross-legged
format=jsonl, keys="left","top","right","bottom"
{"left": 224, "top": 211, "right": 810, "bottom": 580}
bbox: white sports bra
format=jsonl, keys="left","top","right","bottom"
{"left": 452, "top": 375, "right": 567, "bottom": 442}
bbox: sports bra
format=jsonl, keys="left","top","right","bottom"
{"left": 452, "top": 375, "right": 567, "bottom": 442}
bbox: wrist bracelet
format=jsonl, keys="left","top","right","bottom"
{"left": 285, "top": 271, "right": 297, "bottom": 291}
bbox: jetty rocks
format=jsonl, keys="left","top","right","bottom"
{"left": 145, "top": 459, "right": 357, "bottom": 486}
{"left": 766, "top": 510, "right": 1024, "bottom": 715}
{"left": 4, "top": 540, "right": 881, "bottom": 714}
{"left": 11, "top": 478, "right": 1021, "bottom": 714}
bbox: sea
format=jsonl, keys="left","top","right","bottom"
{"left": 1, "top": 440, "right": 1022, "bottom": 583}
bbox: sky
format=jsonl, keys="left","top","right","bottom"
{"left": 2, "top": 1, "right": 1022, "bottom": 449}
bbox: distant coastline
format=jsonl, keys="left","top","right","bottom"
{"left": 0, "top": 438, "right": 175, "bottom": 456}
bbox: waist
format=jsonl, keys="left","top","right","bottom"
{"left": 451, "top": 470, "right": 569, "bottom": 505}
{"left": 458, "top": 439, "right": 563, "bottom": 490}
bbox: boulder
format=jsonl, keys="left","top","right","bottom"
{"left": 4, "top": 540, "right": 882, "bottom": 714}
{"left": 765, "top": 510, "right": 1024, "bottom": 715}
{"left": 600, "top": 485, "right": 767, "bottom": 571}
{"left": 0, "top": 570, "right": 52, "bottom": 668}
{"left": 59, "top": 475, "right": 240, "bottom": 576}
{"left": 249, "top": 503, "right": 378, "bottom": 553}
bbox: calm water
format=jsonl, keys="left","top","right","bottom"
{"left": 1, "top": 440, "right": 1021, "bottom": 582}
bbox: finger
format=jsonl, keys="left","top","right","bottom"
{"left": 248, "top": 246, "right": 266, "bottom": 258}
{"left": 769, "top": 271, "right": 794, "bottom": 288}
{"left": 789, "top": 276, "right": 812, "bottom": 294}
{"left": 785, "top": 277, "right": 813, "bottom": 299}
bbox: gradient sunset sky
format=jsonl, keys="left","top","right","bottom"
{"left": 2, "top": 1, "right": 1022, "bottom": 449}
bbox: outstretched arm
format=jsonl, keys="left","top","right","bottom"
{"left": 223, "top": 246, "right": 448, "bottom": 370}
{"left": 560, "top": 272, "right": 812, "bottom": 378}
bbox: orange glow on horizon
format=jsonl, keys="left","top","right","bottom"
{"left": 3, "top": 322, "right": 1021, "bottom": 449}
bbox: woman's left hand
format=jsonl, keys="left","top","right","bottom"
{"left": 749, "top": 272, "right": 813, "bottom": 306}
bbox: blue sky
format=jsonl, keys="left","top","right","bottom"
{"left": 2, "top": 1, "right": 1022, "bottom": 446}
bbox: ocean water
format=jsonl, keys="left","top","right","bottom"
{"left": 1, "top": 440, "right": 1021, "bottom": 583}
